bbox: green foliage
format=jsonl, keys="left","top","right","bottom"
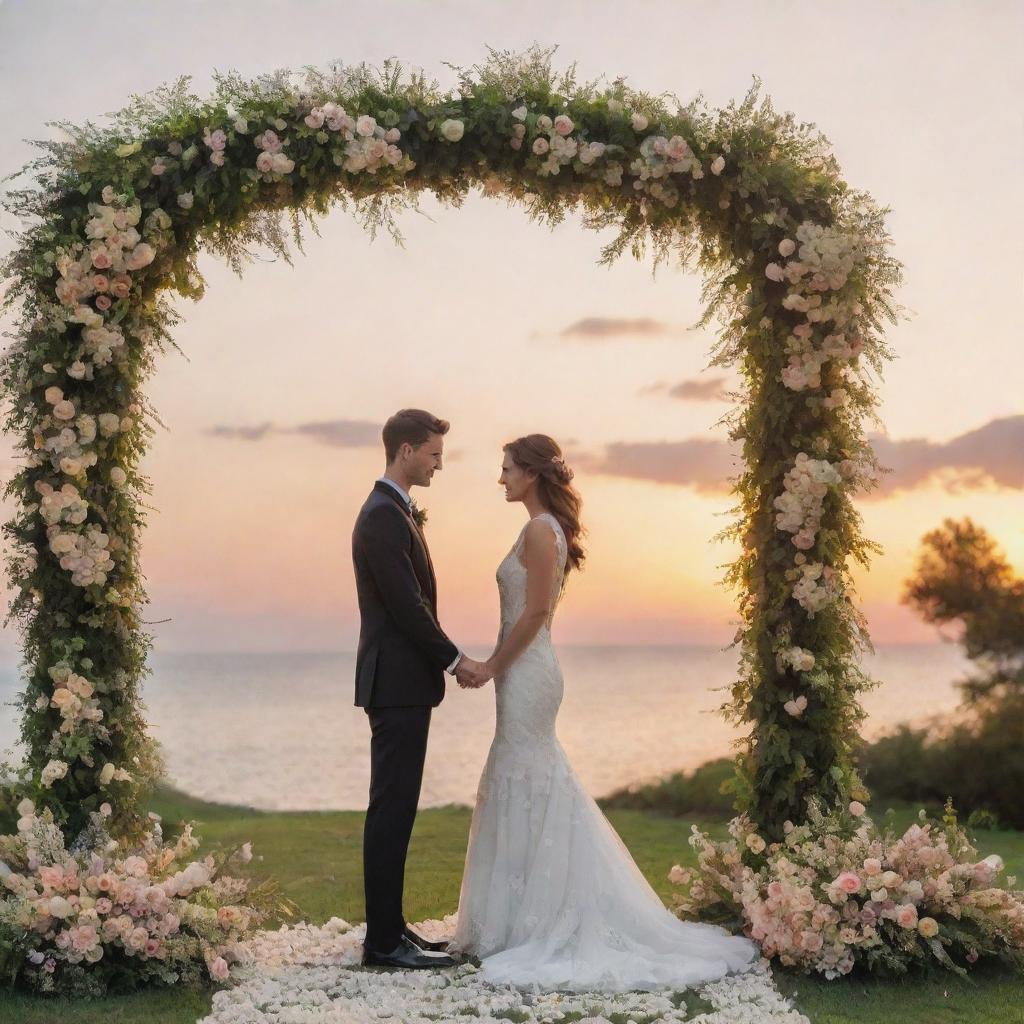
{"left": 0, "top": 46, "right": 901, "bottom": 844}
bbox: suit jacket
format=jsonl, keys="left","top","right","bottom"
{"left": 351, "top": 481, "right": 459, "bottom": 708}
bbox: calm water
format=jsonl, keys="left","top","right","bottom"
{"left": 0, "top": 644, "right": 969, "bottom": 810}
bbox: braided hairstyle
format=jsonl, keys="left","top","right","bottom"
{"left": 503, "top": 434, "right": 586, "bottom": 576}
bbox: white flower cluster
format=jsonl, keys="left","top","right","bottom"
{"left": 776, "top": 645, "right": 816, "bottom": 673}
{"left": 791, "top": 560, "right": 841, "bottom": 616}
{"left": 509, "top": 106, "right": 613, "bottom": 182}
{"left": 202, "top": 916, "right": 802, "bottom": 1024}
{"left": 302, "top": 104, "right": 409, "bottom": 175}
{"left": 35, "top": 481, "right": 88, "bottom": 526}
{"left": 773, "top": 453, "right": 842, "bottom": 551}
{"left": 40, "top": 759, "right": 69, "bottom": 788}
{"left": 629, "top": 133, "right": 708, "bottom": 208}
{"left": 46, "top": 523, "right": 114, "bottom": 587}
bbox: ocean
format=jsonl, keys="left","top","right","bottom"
{"left": 0, "top": 644, "right": 970, "bottom": 811}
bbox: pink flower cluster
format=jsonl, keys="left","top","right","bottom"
{"left": 671, "top": 802, "right": 1024, "bottom": 979}
{"left": 0, "top": 802, "right": 263, "bottom": 994}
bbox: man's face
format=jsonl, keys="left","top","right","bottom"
{"left": 404, "top": 433, "right": 444, "bottom": 487}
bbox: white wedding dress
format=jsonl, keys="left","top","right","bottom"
{"left": 449, "top": 512, "right": 759, "bottom": 992}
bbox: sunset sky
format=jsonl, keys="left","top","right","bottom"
{"left": 0, "top": 0, "right": 1021, "bottom": 654}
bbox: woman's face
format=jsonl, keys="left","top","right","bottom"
{"left": 499, "top": 452, "right": 536, "bottom": 503}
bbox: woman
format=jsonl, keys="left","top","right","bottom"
{"left": 449, "top": 434, "right": 758, "bottom": 991}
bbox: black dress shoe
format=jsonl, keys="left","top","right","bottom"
{"left": 361, "top": 934, "right": 457, "bottom": 970}
{"left": 403, "top": 925, "right": 450, "bottom": 953}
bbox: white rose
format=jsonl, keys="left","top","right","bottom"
{"left": 17, "top": 798, "right": 34, "bottom": 817}
{"left": 44, "top": 386, "right": 64, "bottom": 405}
{"left": 109, "top": 467, "right": 127, "bottom": 487}
{"left": 511, "top": 105, "right": 527, "bottom": 120}
{"left": 356, "top": 115, "right": 377, "bottom": 137}
{"left": 98, "top": 413, "right": 121, "bottom": 437}
{"left": 765, "top": 263, "right": 785, "bottom": 283}
{"left": 631, "top": 113, "right": 649, "bottom": 131}
{"left": 53, "top": 400, "right": 76, "bottom": 421}
{"left": 48, "top": 896, "right": 74, "bottom": 918}
{"left": 779, "top": 238, "right": 797, "bottom": 257}
{"left": 68, "top": 361, "right": 88, "bottom": 380}
{"left": 270, "top": 153, "right": 295, "bottom": 174}
{"left": 177, "top": 192, "right": 194, "bottom": 210}
{"left": 532, "top": 137, "right": 550, "bottom": 155}
{"left": 440, "top": 118, "right": 465, "bottom": 142}
{"left": 711, "top": 155, "right": 726, "bottom": 175}
{"left": 255, "top": 151, "right": 273, "bottom": 173}
{"left": 99, "top": 763, "right": 115, "bottom": 785}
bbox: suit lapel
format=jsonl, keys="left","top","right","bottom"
{"left": 372, "top": 482, "right": 438, "bottom": 606}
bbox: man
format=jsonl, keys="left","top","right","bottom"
{"left": 352, "top": 408, "right": 490, "bottom": 969}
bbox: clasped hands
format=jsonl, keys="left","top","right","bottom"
{"left": 455, "top": 656, "right": 493, "bottom": 689}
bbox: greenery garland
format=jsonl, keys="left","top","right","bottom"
{"left": 0, "top": 47, "right": 902, "bottom": 844}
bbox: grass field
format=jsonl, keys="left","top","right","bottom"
{"left": 1, "top": 787, "right": 1021, "bottom": 1024}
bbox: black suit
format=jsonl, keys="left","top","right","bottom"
{"left": 351, "top": 480, "right": 460, "bottom": 952}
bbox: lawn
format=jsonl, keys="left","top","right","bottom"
{"left": 1, "top": 788, "right": 1021, "bottom": 1024}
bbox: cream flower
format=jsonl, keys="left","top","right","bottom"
{"left": 439, "top": 118, "right": 465, "bottom": 142}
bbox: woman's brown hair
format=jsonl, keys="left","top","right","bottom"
{"left": 503, "top": 434, "right": 586, "bottom": 577}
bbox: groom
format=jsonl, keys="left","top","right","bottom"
{"left": 352, "top": 408, "right": 490, "bottom": 969}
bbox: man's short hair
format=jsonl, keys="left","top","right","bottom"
{"left": 382, "top": 409, "right": 450, "bottom": 463}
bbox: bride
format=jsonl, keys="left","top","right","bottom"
{"left": 448, "top": 433, "right": 759, "bottom": 992}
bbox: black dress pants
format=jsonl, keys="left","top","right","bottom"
{"left": 362, "top": 704, "right": 432, "bottom": 953}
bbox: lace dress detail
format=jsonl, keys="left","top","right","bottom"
{"left": 449, "top": 513, "right": 758, "bottom": 991}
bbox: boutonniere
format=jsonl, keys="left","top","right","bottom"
{"left": 409, "top": 499, "right": 428, "bottom": 529}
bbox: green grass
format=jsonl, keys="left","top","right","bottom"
{"left": 1, "top": 788, "right": 1021, "bottom": 1024}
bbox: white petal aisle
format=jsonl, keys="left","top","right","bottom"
{"left": 199, "top": 917, "right": 810, "bottom": 1024}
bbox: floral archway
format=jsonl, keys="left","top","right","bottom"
{"left": 0, "top": 49, "right": 900, "bottom": 845}
{"left": 6, "top": 46, "right": 1024, "bottom": 1000}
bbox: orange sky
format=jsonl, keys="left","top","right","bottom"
{"left": 0, "top": 0, "right": 1021, "bottom": 653}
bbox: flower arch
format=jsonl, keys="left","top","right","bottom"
{"left": 1, "top": 48, "right": 901, "bottom": 844}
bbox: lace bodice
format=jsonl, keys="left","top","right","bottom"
{"left": 496, "top": 512, "right": 567, "bottom": 639}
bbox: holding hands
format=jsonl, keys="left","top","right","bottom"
{"left": 456, "top": 656, "right": 494, "bottom": 689}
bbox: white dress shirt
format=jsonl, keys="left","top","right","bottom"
{"left": 376, "top": 476, "right": 463, "bottom": 675}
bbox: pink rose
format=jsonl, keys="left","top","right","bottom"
{"left": 836, "top": 871, "right": 862, "bottom": 894}
{"left": 110, "top": 275, "right": 131, "bottom": 299}
{"left": 91, "top": 250, "right": 112, "bottom": 270}
{"left": 256, "top": 151, "right": 274, "bottom": 173}
{"left": 765, "top": 263, "right": 785, "bottom": 283}
{"left": 151, "top": 162, "right": 166, "bottom": 176}
{"left": 532, "top": 137, "right": 550, "bottom": 155}
{"left": 553, "top": 114, "right": 574, "bottom": 136}
{"left": 144, "top": 938, "right": 161, "bottom": 957}
{"left": 384, "top": 127, "right": 401, "bottom": 143}
{"left": 304, "top": 109, "right": 325, "bottom": 129}
{"left": 95, "top": 295, "right": 112, "bottom": 311}
{"left": 896, "top": 905, "right": 918, "bottom": 928}
{"left": 92, "top": 275, "right": 109, "bottom": 292}
{"left": 210, "top": 956, "right": 230, "bottom": 981}
{"left": 849, "top": 801, "right": 866, "bottom": 817}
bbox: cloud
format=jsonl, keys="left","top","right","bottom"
{"left": 206, "top": 422, "right": 276, "bottom": 441}
{"left": 641, "top": 376, "right": 733, "bottom": 401}
{"left": 290, "top": 420, "right": 381, "bottom": 448}
{"left": 575, "top": 438, "right": 740, "bottom": 495}
{"left": 206, "top": 419, "right": 381, "bottom": 447}
{"left": 556, "top": 317, "right": 685, "bottom": 340}
{"left": 869, "top": 415, "right": 1024, "bottom": 494}
{"left": 576, "top": 416, "right": 1024, "bottom": 498}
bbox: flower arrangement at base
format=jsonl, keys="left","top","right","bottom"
{"left": 0, "top": 799, "right": 289, "bottom": 996}
{"left": 668, "top": 800, "right": 1024, "bottom": 979}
